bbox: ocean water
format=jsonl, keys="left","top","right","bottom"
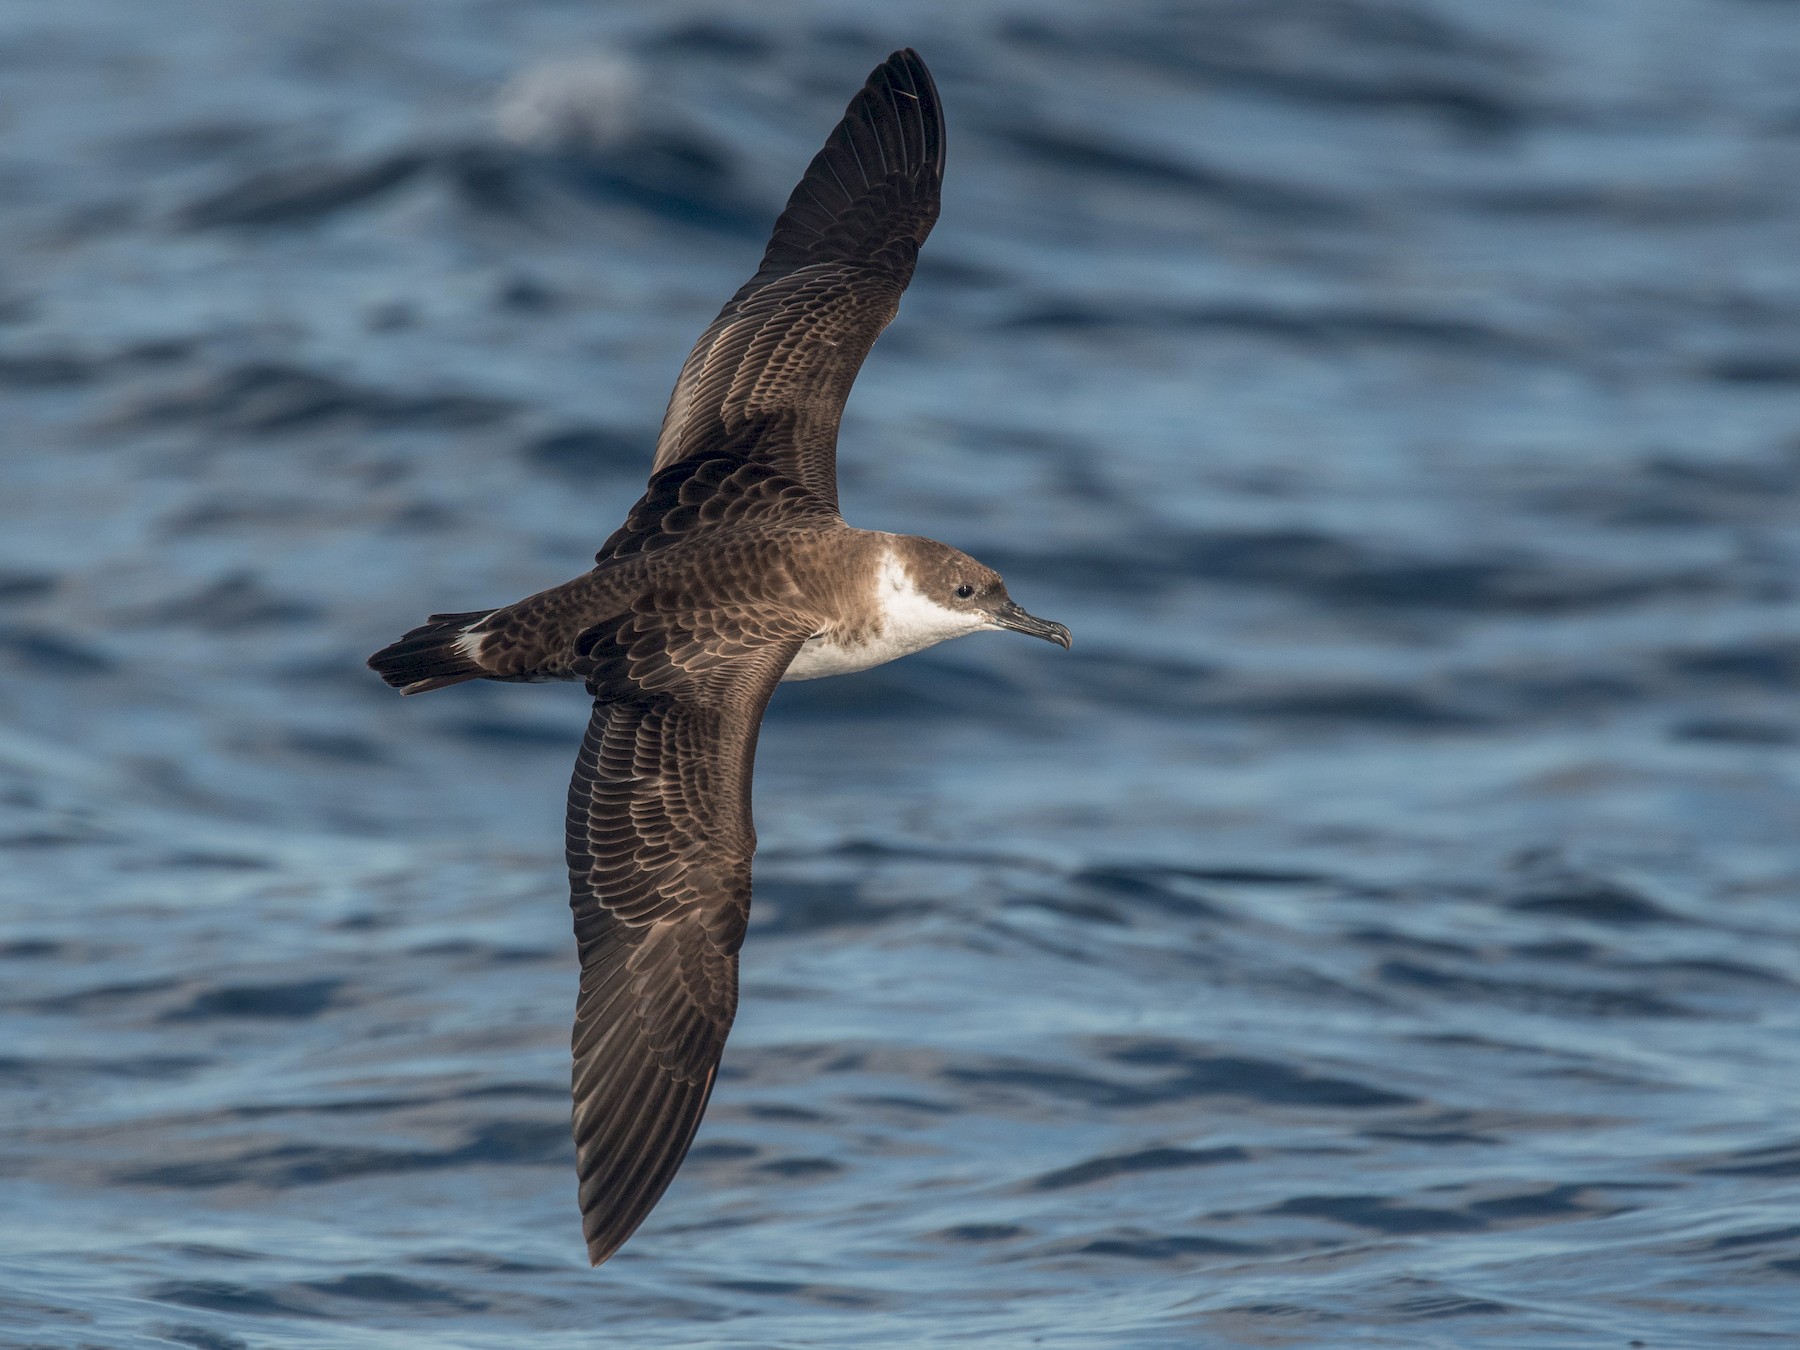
{"left": 3, "top": 1, "right": 1800, "bottom": 1345}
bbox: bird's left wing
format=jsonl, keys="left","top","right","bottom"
{"left": 564, "top": 596, "right": 809, "bottom": 1265}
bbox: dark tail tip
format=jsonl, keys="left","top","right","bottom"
{"left": 367, "top": 609, "right": 494, "bottom": 695}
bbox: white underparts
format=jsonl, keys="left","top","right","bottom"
{"left": 780, "top": 547, "right": 987, "bottom": 682}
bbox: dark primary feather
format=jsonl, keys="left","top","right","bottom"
{"left": 650, "top": 48, "right": 944, "bottom": 510}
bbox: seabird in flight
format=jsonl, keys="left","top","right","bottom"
{"left": 370, "top": 48, "right": 1069, "bottom": 1265}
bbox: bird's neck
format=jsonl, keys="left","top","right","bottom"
{"left": 778, "top": 533, "right": 980, "bottom": 683}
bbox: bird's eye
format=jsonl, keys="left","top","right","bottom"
{"left": 954, "top": 583, "right": 975, "bottom": 599}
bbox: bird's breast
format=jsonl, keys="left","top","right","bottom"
{"left": 779, "top": 630, "right": 897, "bottom": 682}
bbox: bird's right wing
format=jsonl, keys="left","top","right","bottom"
{"left": 647, "top": 48, "right": 945, "bottom": 512}
{"left": 564, "top": 597, "right": 809, "bottom": 1265}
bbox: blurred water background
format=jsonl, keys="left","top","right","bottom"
{"left": 3, "top": 1, "right": 1800, "bottom": 1346}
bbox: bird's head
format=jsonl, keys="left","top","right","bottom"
{"left": 885, "top": 535, "right": 1071, "bottom": 651}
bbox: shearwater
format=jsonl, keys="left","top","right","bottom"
{"left": 370, "top": 49, "right": 1069, "bottom": 1266}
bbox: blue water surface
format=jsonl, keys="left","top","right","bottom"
{"left": 2, "top": 1, "right": 1799, "bottom": 1345}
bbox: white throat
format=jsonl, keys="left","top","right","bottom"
{"left": 781, "top": 546, "right": 986, "bottom": 682}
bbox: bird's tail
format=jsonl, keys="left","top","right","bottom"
{"left": 367, "top": 609, "right": 497, "bottom": 695}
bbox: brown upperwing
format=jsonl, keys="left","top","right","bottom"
{"left": 564, "top": 591, "right": 811, "bottom": 1265}
{"left": 648, "top": 48, "right": 945, "bottom": 512}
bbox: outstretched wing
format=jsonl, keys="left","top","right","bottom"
{"left": 564, "top": 598, "right": 808, "bottom": 1265}
{"left": 650, "top": 48, "right": 945, "bottom": 511}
